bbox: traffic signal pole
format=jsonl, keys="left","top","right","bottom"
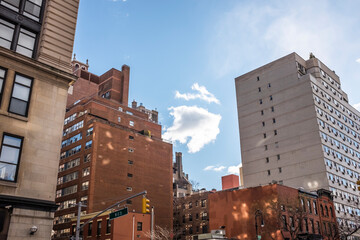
{"left": 75, "top": 190, "right": 147, "bottom": 240}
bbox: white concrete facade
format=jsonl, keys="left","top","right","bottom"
{"left": 236, "top": 52, "right": 360, "bottom": 229}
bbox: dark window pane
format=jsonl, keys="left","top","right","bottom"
{"left": 0, "top": 19, "right": 15, "bottom": 49}
{"left": 24, "top": 1, "right": 41, "bottom": 21}
{"left": 0, "top": 162, "right": 17, "bottom": 181}
{"left": 0, "top": 0, "right": 20, "bottom": 11}
{"left": 9, "top": 98, "right": 27, "bottom": 115}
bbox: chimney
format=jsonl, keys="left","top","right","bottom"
{"left": 132, "top": 100, "right": 137, "bottom": 108}
{"left": 175, "top": 152, "right": 183, "bottom": 178}
{"left": 221, "top": 174, "right": 239, "bottom": 190}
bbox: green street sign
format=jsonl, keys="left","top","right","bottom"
{"left": 109, "top": 207, "right": 128, "bottom": 220}
{"left": 257, "top": 235, "right": 261, "bottom": 240}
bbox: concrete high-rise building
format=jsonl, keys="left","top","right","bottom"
{"left": 236, "top": 53, "right": 360, "bottom": 228}
{"left": 53, "top": 61, "right": 173, "bottom": 238}
{"left": 173, "top": 152, "right": 192, "bottom": 198}
{"left": 0, "top": 0, "right": 79, "bottom": 239}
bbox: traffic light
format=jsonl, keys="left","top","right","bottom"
{"left": 357, "top": 180, "right": 360, "bottom": 191}
{"left": 142, "top": 197, "right": 150, "bottom": 214}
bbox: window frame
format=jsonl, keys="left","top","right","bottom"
{"left": 8, "top": 72, "right": 33, "bottom": 117}
{"left": 0, "top": 132, "right": 24, "bottom": 182}
{"left": 0, "top": 66, "right": 7, "bottom": 106}
{"left": 0, "top": 0, "right": 46, "bottom": 58}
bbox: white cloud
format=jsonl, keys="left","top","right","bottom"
{"left": 175, "top": 83, "right": 220, "bottom": 104}
{"left": 353, "top": 103, "right": 360, "bottom": 111}
{"left": 162, "top": 105, "right": 221, "bottom": 153}
{"left": 356, "top": 58, "right": 360, "bottom": 64}
{"left": 203, "top": 165, "right": 226, "bottom": 172}
{"left": 227, "top": 163, "right": 242, "bottom": 175}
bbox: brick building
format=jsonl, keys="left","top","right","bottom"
{"left": 0, "top": 0, "right": 79, "bottom": 239}
{"left": 209, "top": 184, "right": 338, "bottom": 240}
{"left": 53, "top": 62, "right": 173, "bottom": 238}
{"left": 173, "top": 190, "right": 211, "bottom": 240}
{"left": 70, "top": 211, "right": 150, "bottom": 240}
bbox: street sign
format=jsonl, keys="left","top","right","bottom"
{"left": 257, "top": 235, "right": 261, "bottom": 240}
{"left": 109, "top": 207, "right": 128, "bottom": 220}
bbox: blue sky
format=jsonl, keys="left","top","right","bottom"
{"left": 73, "top": 0, "right": 360, "bottom": 190}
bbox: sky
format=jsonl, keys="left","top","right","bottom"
{"left": 73, "top": 0, "right": 360, "bottom": 190}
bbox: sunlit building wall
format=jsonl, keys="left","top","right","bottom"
{"left": 0, "top": 0, "right": 79, "bottom": 238}
{"left": 53, "top": 63, "right": 173, "bottom": 238}
{"left": 235, "top": 52, "right": 360, "bottom": 229}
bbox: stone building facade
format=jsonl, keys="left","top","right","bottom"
{"left": 0, "top": 0, "right": 79, "bottom": 239}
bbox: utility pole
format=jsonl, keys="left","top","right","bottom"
{"left": 151, "top": 206, "right": 154, "bottom": 240}
{"left": 74, "top": 190, "right": 147, "bottom": 240}
{"left": 75, "top": 202, "right": 87, "bottom": 240}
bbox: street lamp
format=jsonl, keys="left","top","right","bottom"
{"left": 255, "top": 209, "right": 264, "bottom": 240}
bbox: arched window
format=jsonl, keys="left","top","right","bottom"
{"left": 325, "top": 206, "right": 329, "bottom": 217}
{"left": 320, "top": 205, "right": 324, "bottom": 216}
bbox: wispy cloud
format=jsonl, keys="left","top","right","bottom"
{"left": 208, "top": 1, "right": 360, "bottom": 79}
{"left": 162, "top": 106, "right": 221, "bottom": 153}
{"left": 356, "top": 58, "right": 360, "bottom": 64}
{"left": 204, "top": 165, "right": 226, "bottom": 172}
{"left": 175, "top": 83, "right": 220, "bottom": 104}
{"left": 227, "top": 163, "right": 242, "bottom": 175}
{"left": 353, "top": 103, "right": 360, "bottom": 111}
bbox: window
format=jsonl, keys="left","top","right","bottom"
{"left": 257, "top": 76, "right": 260, "bottom": 81}
{"left": 84, "top": 153, "right": 91, "bottom": 163}
{"left": 8, "top": 74, "right": 33, "bottom": 116}
{"left": 301, "top": 198, "right": 305, "bottom": 212}
{"left": 137, "top": 222, "right": 142, "bottom": 231}
{"left": 86, "top": 127, "right": 93, "bottom": 136}
{"left": 118, "top": 117, "right": 121, "bottom": 122}
{"left": 313, "top": 201, "right": 318, "bottom": 215}
{"left": 277, "top": 154, "right": 280, "bottom": 160}
{"left": 88, "top": 222, "right": 92, "bottom": 236}
{"left": 262, "top": 122, "right": 265, "bottom": 127}
{"left": 264, "top": 145, "right": 268, "bottom": 151}
{"left": 81, "top": 196, "right": 88, "bottom": 205}
{"left": 310, "top": 219, "right": 315, "bottom": 233}
{"left": 129, "top": 135, "right": 134, "bottom": 140}
{"left": 261, "top": 110, "right": 264, "bottom": 115}
{"left": 0, "top": 133, "right": 23, "bottom": 182}
{"left": 267, "top": 170, "right": 271, "bottom": 176}
{"left": 258, "top": 87, "right": 261, "bottom": 92}
{"left": 271, "top": 106, "right": 274, "bottom": 112}
{"left": 201, "top": 199, "right": 206, "bottom": 207}
{"left": 59, "top": 158, "right": 80, "bottom": 172}
{"left": 127, "top": 173, "right": 133, "bottom": 178}
{"left": 85, "top": 140, "right": 92, "bottom": 149}
{"left": 307, "top": 200, "right": 312, "bottom": 213}
{"left": 305, "top": 218, "right": 309, "bottom": 232}
{"left": 126, "top": 187, "right": 132, "bottom": 191}
{"left": 57, "top": 185, "right": 77, "bottom": 197}
{"left": 0, "top": 67, "right": 7, "bottom": 105}
{"left": 82, "top": 167, "right": 90, "bottom": 177}
{"left": 81, "top": 181, "right": 89, "bottom": 191}
{"left": 278, "top": 167, "right": 282, "bottom": 173}
{"left": 274, "top": 130, "right": 277, "bottom": 135}
{"left": 270, "top": 95, "right": 273, "bottom": 101}
{"left": 128, "top": 148, "right": 134, "bottom": 153}
{"left": 57, "top": 171, "right": 78, "bottom": 185}
{"left": 266, "top": 157, "right": 269, "bottom": 163}
{"left": 97, "top": 221, "right": 101, "bottom": 236}
{"left": 106, "top": 219, "right": 111, "bottom": 234}
{"left": 259, "top": 99, "right": 263, "bottom": 104}
{"left": 282, "top": 215, "right": 287, "bottom": 230}
{"left": 268, "top": 83, "right": 271, "bottom": 88}
{"left": 272, "top": 118, "right": 276, "bottom": 123}
{"left": 129, "top": 120, "right": 134, "bottom": 126}
{"left": 263, "top": 133, "right": 266, "bottom": 138}
{"left": 0, "top": 0, "right": 44, "bottom": 56}
{"left": 128, "top": 160, "right": 133, "bottom": 165}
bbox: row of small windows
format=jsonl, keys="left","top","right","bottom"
{"left": 264, "top": 141, "right": 279, "bottom": 151}
{"left": 329, "top": 187, "right": 359, "bottom": 203}
{"left": 315, "top": 94, "right": 360, "bottom": 132}
{"left": 313, "top": 83, "right": 360, "bottom": 124}
{"left": 61, "top": 133, "right": 82, "bottom": 148}
{"left": 1, "top": 0, "right": 44, "bottom": 22}
{"left": 320, "top": 80, "right": 343, "bottom": 101}
{"left": 338, "top": 218, "right": 358, "bottom": 230}
{"left": 262, "top": 118, "right": 276, "bottom": 126}
{"left": 0, "top": 68, "right": 33, "bottom": 117}
{"left": 267, "top": 167, "right": 282, "bottom": 176}
{"left": 321, "top": 131, "right": 360, "bottom": 159}
{"left": 327, "top": 172, "right": 356, "bottom": 190}
{"left": 263, "top": 130, "right": 277, "bottom": 138}
{"left": 58, "top": 154, "right": 91, "bottom": 174}
{"left": 319, "top": 69, "right": 341, "bottom": 90}
{"left": 260, "top": 107, "right": 275, "bottom": 116}
{"left": 334, "top": 203, "right": 360, "bottom": 216}
{"left": 56, "top": 181, "right": 89, "bottom": 198}
{"left": 323, "top": 145, "right": 360, "bottom": 173}
{"left": 265, "top": 154, "right": 280, "bottom": 163}
{"left": 57, "top": 167, "right": 90, "bottom": 185}
{"left": 326, "top": 158, "right": 359, "bottom": 178}
{"left": 64, "top": 110, "right": 87, "bottom": 125}
{"left": 63, "top": 120, "right": 84, "bottom": 137}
